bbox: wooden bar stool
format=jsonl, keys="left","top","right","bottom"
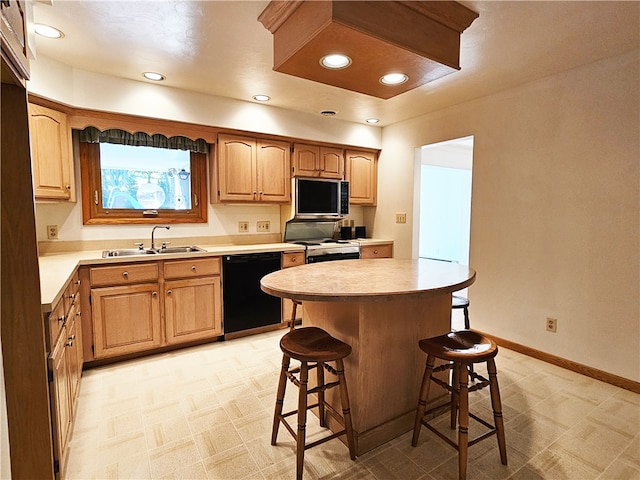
{"left": 452, "top": 295, "right": 470, "bottom": 329}
{"left": 271, "top": 323, "right": 356, "bottom": 479}
{"left": 412, "top": 330, "right": 507, "bottom": 480}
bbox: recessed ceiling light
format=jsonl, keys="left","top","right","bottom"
{"left": 34, "top": 24, "right": 64, "bottom": 39}
{"left": 252, "top": 95, "right": 270, "bottom": 102}
{"left": 380, "top": 73, "right": 408, "bottom": 85}
{"left": 320, "top": 110, "right": 337, "bottom": 116}
{"left": 320, "top": 54, "right": 351, "bottom": 70}
{"left": 142, "top": 72, "right": 165, "bottom": 81}
{"left": 366, "top": 118, "right": 380, "bottom": 124}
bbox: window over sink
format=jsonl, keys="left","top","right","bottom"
{"left": 79, "top": 128, "right": 208, "bottom": 224}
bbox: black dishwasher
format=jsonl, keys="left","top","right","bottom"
{"left": 222, "top": 252, "right": 282, "bottom": 334}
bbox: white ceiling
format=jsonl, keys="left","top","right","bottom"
{"left": 31, "top": 1, "right": 639, "bottom": 127}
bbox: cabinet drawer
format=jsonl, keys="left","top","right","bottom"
{"left": 63, "top": 272, "right": 80, "bottom": 313}
{"left": 164, "top": 257, "right": 221, "bottom": 279}
{"left": 360, "top": 244, "right": 393, "bottom": 259}
{"left": 46, "top": 300, "right": 66, "bottom": 352}
{"left": 282, "top": 252, "right": 304, "bottom": 268}
{"left": 90, "top": 263, "right": 159, "bottom": 286}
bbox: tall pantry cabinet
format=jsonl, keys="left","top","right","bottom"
{"left": 2, "top": 0, "right": 57, "bottom": 476}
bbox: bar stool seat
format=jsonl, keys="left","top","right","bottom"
{"left": 412, "top": 330, "right": 507, "bottom": 480}
{"left": 452, "top": 295, "right": 470, "bottom": 330}
{"left": 272, "top": 326, "right": 356, "bottom": 479}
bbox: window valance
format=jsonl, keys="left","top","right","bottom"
{"left": 77, "top": 126, "right": 209, "bottom": 154}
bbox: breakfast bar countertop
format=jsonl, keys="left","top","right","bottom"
{"left": 261, "top": 257, "right": 476, "bottom": 302}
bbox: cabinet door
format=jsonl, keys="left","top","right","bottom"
{"left": 345, "top": 150, "right": 377, "bottom": 205}
{"left": 0, "top": 0, "right": 29, "bottom": 82}
{"left": 49, "top": 329, "right": 71, "bottom": 470}
{"left": 257, "top": 140, "right": 290, "bottom": 202}
{"left": 293, "top": 144, "right": 319, "bottom": 177}
{"left": 319, "top": 147, "right": 344, "bottom": 179}
{"left": 28, "top": 104, "right": 74, "bottom": 200}
{"left": 65, "top": 305, "right": 82, "bottom": 406}
{"left": 91, "top": 283, "right": 162, "bottom": 358}
{"left": 218, "top": 134, "right": 257, "bottom": 201}
{"left": 165, "top": 276, "right": 222, "bottom": 344}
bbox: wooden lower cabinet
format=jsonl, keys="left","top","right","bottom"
{"left": 49, "top": 325, "right": 71, "bottom": 473}
{"left": 281, "top": 252, "right": 305, "bottom": 326}
{"left": 165, "top": 276, "right": 222, "bottom": 344}
{"left": 87, "top": 257, "right": 223, "bottom": 361}
{"left": 46, "top": 271, "right": 83, "bottom": 478}
{"left": 91, "top": 283, "right": 162, "bottom": 359}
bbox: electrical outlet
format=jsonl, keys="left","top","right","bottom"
{"left": 395, "top": 213, "right": 407, "bottom": 224}
{"left": 546, "top": 317, "right": 557, "bottom": 333}
{"left": 238, "top": 221, "right": 249, "bottom": 233}
{"left": 257, "top": 220, "right": 270, "bottom": 232}
{"left": 47, "top": 225, "right": 59, "bottom": 240}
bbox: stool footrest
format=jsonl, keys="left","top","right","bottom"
{"left": 420, "top": 411, "right": 498, "bottom": 451}
{"left": 276, "top": 401, "right": 349, "bottom": 452}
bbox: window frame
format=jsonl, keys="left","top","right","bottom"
{"left": 79, "top": 141, "right": 208, "bottom": 225}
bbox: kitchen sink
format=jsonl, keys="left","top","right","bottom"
{"left": 156, "top": 246, "right": 206, "bottom": 254}
{"left": 101, "top": 246, "right": 205, "bottom": 258}
{"left": 102, "top": 248, "right": 157, "bottom": 258}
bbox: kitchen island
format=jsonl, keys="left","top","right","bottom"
{"left": 261, "top": 258, "right": 476, "bottom": 455}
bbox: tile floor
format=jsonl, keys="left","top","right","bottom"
{"left": 65, "top": 321, "right": 639, "bottom": 480}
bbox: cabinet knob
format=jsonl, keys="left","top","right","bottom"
{"left": 123, "top": 271, "right": 129, "bottom": 278}
{"left": 373, "top": 250, "right": 378, "bottom": 254}
{"left": 57, "top": 315, "right": 65, "bottom": 323}
{"left": 76, "top": 311, "right": 81, "bottom": 317}
{"left": 65, "top": 184, "right": 71, "bottom": 190}
{"left": 75, "top": 280, "right": 81, "bottom": 285}
{"left": 65, "top": 340, "right": 73, "bottom": 347}
{"left": 152, "top": 291, "right": 158, "bottom": 297}
{"left": 291, "top": 257, "right": 297, "bottom": 263}
{"left": 68, "top": 293, "right": 76, "bottom": 300}
{"left": 191, "top": 265, "right": 197, "bottom": 271}
{"left": 167, "top": 289, "right": 172, "bottom": 295}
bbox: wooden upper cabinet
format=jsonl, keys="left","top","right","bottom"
{"left": 28, "top": 103, "right": 76, "bottom": 201}
{"left": 217, "top": 133, "right": 290, "bottom": 203}
{"left": 257, "top": 140, "right": 291, "bottom": 202}
{"left": 293, "top": 143, "right": 343, "bottom": 179}
{"left": 345, "top": 150, "right": 378, "bottom": 206}
{"left": 1, "top": 0, "right": 29, "bottom": 84}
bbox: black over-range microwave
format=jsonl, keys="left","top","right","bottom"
{"left": 295, "top": 177, "right": 349, "bottom": 217}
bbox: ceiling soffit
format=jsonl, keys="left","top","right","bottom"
{"left": 258, "top": 1, "right": 478, "bottom": 99}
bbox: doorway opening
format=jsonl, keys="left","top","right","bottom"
{"left": 413, "top": 136, "right": 474, "bottom": 264}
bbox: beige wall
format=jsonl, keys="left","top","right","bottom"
{"left": 377, "top": 51, "right": 639, "bottom": 382}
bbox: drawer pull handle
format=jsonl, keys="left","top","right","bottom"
{"left": 57, "top": 316, "right": 65, "bottom": 323}
{"left": 291, "top": 258, "right": 297, "bottom": 263}
{"left": 65, "top": 340, "right": 73, "bottom": 347}
{"left": 123, "top": 271, "right": 129, "bottom": 278}
{"left": 76, "top": 311, "right": 81, "bottom": 317}
{"left": 75, "top": 280, "right": 81, "bottom": 285}
{"left": 191, "top": 266, "right": 197, "bottom": 271}
{"left": 167, "top": 289, "right": 172, "bottom": 295}
{"left": 68, "top": 293, "right": 76, "bottom": 300}
{"left": 373, "top": 250, "right": 378, "bottom": 254}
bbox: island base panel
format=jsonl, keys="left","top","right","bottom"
{"left": 303, "top": 294, "right": 452, "bottom": 455}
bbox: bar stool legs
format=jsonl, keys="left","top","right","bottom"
{"left": 412, "top": 331, "right": 507, "bottom": 480}
{"left": 272, "top": 327, "right": 356, "bottom": 479}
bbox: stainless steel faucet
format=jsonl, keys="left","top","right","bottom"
{"left": 151, "top": 225, "right": 170, "bottom": 250}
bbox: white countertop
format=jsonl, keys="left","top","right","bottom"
{"left": 38, "top": 239, "right": 392, "bottom": 312}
